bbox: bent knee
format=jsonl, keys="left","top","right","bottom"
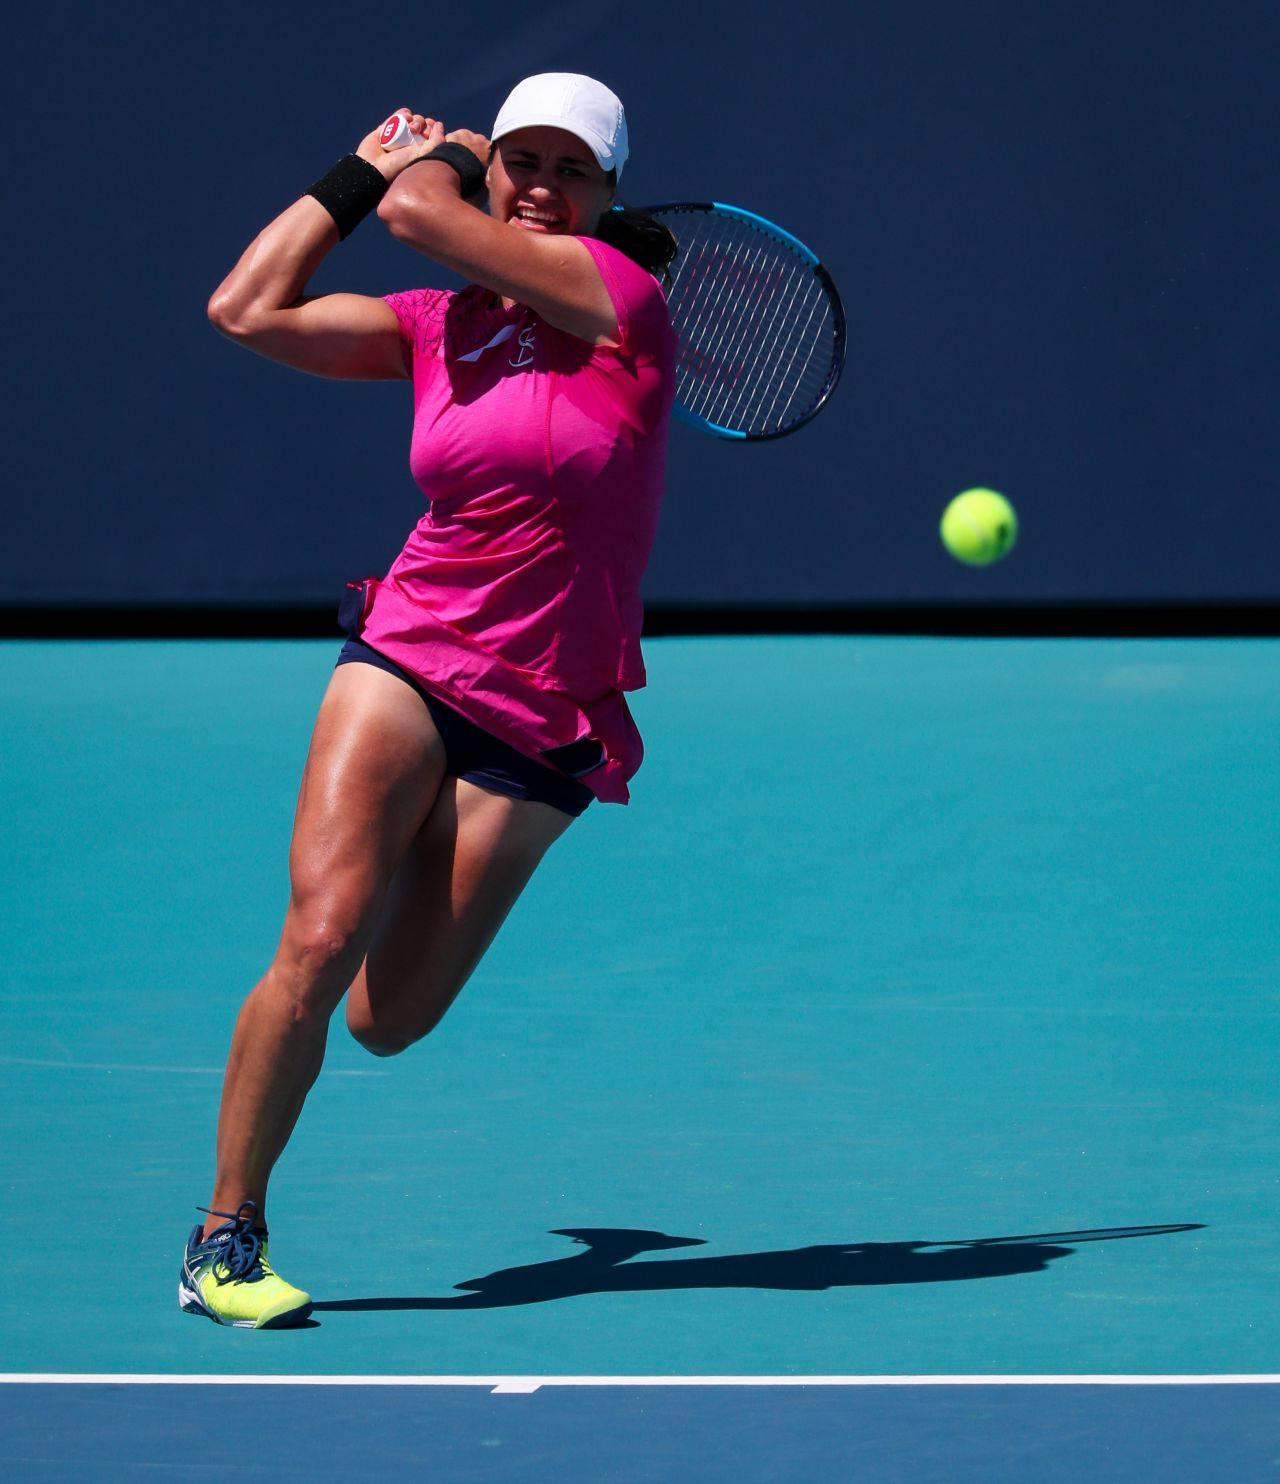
{"left": 346, "top": 1005, "right": 446, "bottom": 1058}
{"left": 349, "top": 1026, "right": 412, "bottom": 1057}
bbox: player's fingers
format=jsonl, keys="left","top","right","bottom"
{"left": 360, "top": 109, "right": 412, "bottom": 161}
{"left": 404, "top": 117, "right": 444, "bottom": 152}
{"left": 445, "top": 129, "right": 489, "bottom": 162}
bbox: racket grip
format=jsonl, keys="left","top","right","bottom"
{"left": 378, "top": 112, "right": 422, "bottom": 151}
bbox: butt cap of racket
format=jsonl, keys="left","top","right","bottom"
{"left": 379, "top": 112, "right": 421, "bottom": 151}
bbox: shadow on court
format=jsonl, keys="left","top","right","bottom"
{"left": 313, "top": 1223, "right": 1203, "bottom": 1313}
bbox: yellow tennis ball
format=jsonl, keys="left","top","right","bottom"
{"left": 940, "top": 488, "right": 1018, "bottom": 566}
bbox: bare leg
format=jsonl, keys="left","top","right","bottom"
{"left": 203, "top": 663, "right": 447, "bottom": 1235}
{"left": 345, "top": 778, "right": 576, "bottom": 1055}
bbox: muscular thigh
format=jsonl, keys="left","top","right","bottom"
{"left": 345, "top": 778, "right": 575, "bottom": 1051}
{"left": 288, "top": 662, "right": 448, "bottom": 924}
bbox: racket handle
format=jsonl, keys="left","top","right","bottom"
{"left": 379, "top": 112, "right": 422, "bottom": 151}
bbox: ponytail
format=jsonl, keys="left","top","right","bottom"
{"left": 594, "top": 204, "right": 678, "bottom": 287}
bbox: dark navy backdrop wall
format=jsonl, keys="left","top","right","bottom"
{"left": 9, "top": 1, "right": 1277, "bottom": 607}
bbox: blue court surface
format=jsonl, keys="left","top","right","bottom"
{"left": 3, "top": 1378, "right": 1279, "bottom": 1480}
{"left": 2, "top": 637, "right": 1277, "bottom": 1477}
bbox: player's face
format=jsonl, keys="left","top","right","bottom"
{"left": 488, "top": 128, "right": 615, "bottom": 237}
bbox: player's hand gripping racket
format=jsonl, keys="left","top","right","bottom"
{"left": 379, "top": 111, "right": 424, "bottom": 150}
{"left": 647, "top": 202, "right": 846, "bottom": 440}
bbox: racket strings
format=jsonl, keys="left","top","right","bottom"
{"left": 675, "top": 265, "right": 835, "bottom": 432}
{"left": 677, "top": 242, "right": 780, "bottom": 423}
{"left": 737, "top": 270, "right": 827, "bottom": 431}
{"left": 672, "top": 238, "right": 807, "bottom": 420}
{"left": 660, "top": 210, "right": 841, "bottom": 437}
{"left": 672, "top": 238, "right": 772, "bottom": 403}
{"left": 698, "top": 241, "right": 799, "bottom": 422}
{"left": 685, "top": 278, "right": 833, "bottom": 432}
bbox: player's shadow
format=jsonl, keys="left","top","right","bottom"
{"left": 312, "top": 1222, "right": 1203, "bottom": 1312}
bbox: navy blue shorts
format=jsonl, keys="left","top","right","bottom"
{"left": 335, "top": 637, "right": 595, "bottom": 818}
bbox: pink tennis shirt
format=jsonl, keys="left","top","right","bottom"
{"left": 359, "top": 236, "right": 676, "bottom": 804}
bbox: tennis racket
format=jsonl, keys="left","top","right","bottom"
{"left": 647, "top": 202, "right": 846, "bottom": 441}
{"left": 380, "top": 120, "right": 845, "bottom": 440}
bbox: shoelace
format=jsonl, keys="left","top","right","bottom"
{"left": 197, "top": 1201, "right": 264, "bottom": 1282}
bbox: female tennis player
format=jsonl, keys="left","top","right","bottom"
{"left": 180, "top": 74, "right": 677, "bottom": 1328}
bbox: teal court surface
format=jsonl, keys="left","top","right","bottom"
{"left": 1, "top": 636, "right": 1277, "bottom": 1478}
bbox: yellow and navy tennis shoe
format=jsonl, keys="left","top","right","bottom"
{"left": 179, "top": 1201, "right": 312, "bottom": 1329}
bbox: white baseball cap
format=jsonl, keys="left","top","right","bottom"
{"left": 491, "top": 73, "right": 629, "bottom": 178}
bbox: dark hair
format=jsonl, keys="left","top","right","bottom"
{"left": 594, "top": 201, "right": 678, "bottom": 286}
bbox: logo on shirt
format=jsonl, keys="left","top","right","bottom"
{"left": 456, "top": 324, "right": 517, "bottom": 363}
{"left": 451, "top": 320, "right": 537, "bottom": 370}
{"left": 509, "top": 326, "right": 537, "bottom": 369}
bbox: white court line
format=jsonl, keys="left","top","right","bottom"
{"left": 2, "top": 1375, "right": 1277, "bottom": 1396}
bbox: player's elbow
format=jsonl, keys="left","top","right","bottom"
{"left": 207, "top": 288, "right": 253, "bottom": 341}
{"left": 207, "top": 287, "right": 279, "bottom": 347}
{"left": 377, "top": 188, "right": 445, "bottom": 245}
{"left": 376, "top": 192, "right": 415, "bottom": 239}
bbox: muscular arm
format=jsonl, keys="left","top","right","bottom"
{"left": 207, "top": 181, "right": 405, "bottom": 380}
{"left": 207, "top": 109, "right": 620, "bottom": 376}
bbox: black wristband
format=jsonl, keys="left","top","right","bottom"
{"left": 409, "top": 141, "right": 487, "bottom": 201}
{"left": 305, "top": 154, "right": 389, "bottom": 239}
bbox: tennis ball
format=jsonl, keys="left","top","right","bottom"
{"left": 940, "top": 488, "right": 1018, "bottom": 566}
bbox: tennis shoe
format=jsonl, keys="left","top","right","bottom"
{"left": 179, "top": 1200, "right": 312, "bottom": 1329}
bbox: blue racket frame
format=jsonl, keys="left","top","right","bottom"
{"left": 646, "top": 201, "right": 847, "bottom": 441}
